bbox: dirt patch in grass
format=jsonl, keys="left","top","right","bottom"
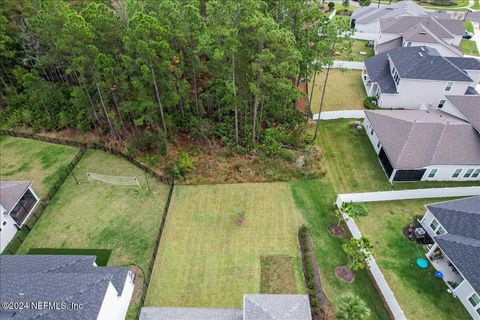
{"left": 260, "top": 255, "right": 298, "bottom": 294}
{"left": 129, "top": 265, "right": 144, "bottom": 307}
{"left": 328, "top": 223, "right": 349, "bottom": 238}
{"left": 335, "top": 266, "right": 355, "bottom": 283}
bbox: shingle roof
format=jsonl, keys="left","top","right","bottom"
{"left": 388, "top": 46, "right": 473, "bottom": 81}
{"left": 364, "top": 51, "right": 398, "bottom": 94}
{"left": 0, "top": 181, "right": 32, "bottom": 213}
{"left": 140, "top": 308, "right": 243, "bottom": 320}
{"left": 352, "top": 0, "right": 426, "bottom": 25}
{"left": 0, "top": 255, "right": 129, "bottom": 320}
{"left": 466, "top": 11, "right": 480, "bottom": 24}
{"left": 244, "top": 295, "right": 311, "bottom": 320}
{"left": 446, "top": 95, "right": 480, "bottom": 131}
{"left": 400, "top": 25, "right": 462, "bottom": 56}
{"left": 379, "top": 16, "right": 464, "bottom": 37}
{"left": 445, "top": 57, "right": 480, "bottom": 70}
{"left": 426, "top": 196, "right": 480, "bottom": 293}
{"left": 365, "top": 109, "right": 480, "bottom": 168}
{"left": 376, "top": 37, "right": 403, "bottom": 54}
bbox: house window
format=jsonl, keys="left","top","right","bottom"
{"left": 370, "top": 128, "right": 374, "bottom": 135}
{"left": 445, "top": 81, "right": 454, "bottom": 92}
{"left": 406, "top": 41, "right": 412, "bottom": 47}
{"left": 437, "top": 100, "right": 446, "bottom": 109}
{"left": 430, "top": 218, "right": 439, "bottom": 231}
{"left": 452, "top": 169, "right": 462, "bottom": 178}
{"left": 428, "top": 169, "right": 438, "bottom": 178}
{"left": 391, "top": 66, "right": 400, "bottom": 86}
{"left": 2, "top": 221, "right": 6, "bottom": 226}
{"left": 464, "top": 168, "right": 474, "bottom": 178}
{"left": 469, "top": 293, "right": 480, "bottom": 307}
{"left": 436, "top": 226, "right": 446, "bottom": 235}
{"left": 377, "top": 141, "right": 381, "bottom": 148}
{"left": 472, "top": 169, "right": 480, "bottom": 178}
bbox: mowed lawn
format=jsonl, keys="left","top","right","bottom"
{"left": 18, "top": 150, "right": 170, "bottom": 318}
{"left": 460, "top": 39, "right": 479, "bottom": 56}
{"left": 146, "top": 183, "right": 305, "bottom": 307}
{"left": 356, "top": 199, "right": 471, "bottom": 320}
{"left": 309, "top": 70, "right": 366, "bottom": 113}
{"left": 0, "top": 136, "right": 79, "bottom": 198}
{"left": 336, "top": 39, "right": 374, "bottom": 62}
{"left": 315, "top": 119, "right": 480, "bottom": 193}
{"left": 290, "top": 179, "right": 390, "bottom": 320}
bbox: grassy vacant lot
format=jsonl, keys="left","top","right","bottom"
{"left": 356, "top": 199, "right": 471, "bottom": 320}
{"left": 337, "top": 40, "right": 374, "bottom": 62}
{"left": 315, "top": 119, "right": 480, "bottom": 193}
{"left": 18, "top": 150, "right": 170, "bottom": 318}
{"left": 461, "top": 39, "right": 479, "bottom": 56}
{"left": 310, "top": 70, "right": 366, "bottom": 113}
{"left": 0, "top": 136, "right": 79, "bottom": 198}
{"left": 290, "top": 179, "right": 389, "bottom": 320}
{"left": 146, "top": 183, "right": 305, "bottom": 307}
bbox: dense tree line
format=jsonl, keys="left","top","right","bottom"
{"left": 0, "top": 0, "right": 349, "bottom": 154}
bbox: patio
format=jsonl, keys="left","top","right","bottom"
{"left": 426, "top": 244, "right": 465, "bottom": 290}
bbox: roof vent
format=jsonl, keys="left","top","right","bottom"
{"left": 420, "top": 47, "right": 426, "bottom": 52}
{"left": 419, "top": 31, "right": 426, "bottom": 35}
{"left": 419, "top": 52, "right": 424, "bottom": 57}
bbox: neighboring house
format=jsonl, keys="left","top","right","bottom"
{"left": 0, "top": 255, "right": 135, "bottom": 320}
{"left": 140, "top": 294, "right": 311, "bottom": 320}
{"left": 375, "top": 16, "right": 464, "bottom": 57}
{"left": 419, "top": 196, "right": 480, "bottom": 320}
{"left": 364, "top": 109, "right": 480, "bottom": 181}
{"left": 0, "top": 181, "right": 39, "bottom": 253}
{"left": 350, "top": 0, "right": 426, "bottom": 35}
{"left": 444, "top": 95, "right": 480, "bottom": 132}
{"left": 362, "top": 46, "right": 480, "bottom": 109}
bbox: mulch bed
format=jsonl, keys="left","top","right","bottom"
{"left": 335, "top": 265, "right": 355, "bottom": 283}
{"left": 129, "top": 265, "right": 144, "bottom": 307}
{"left": 299, "top": 229, "right": 335, "bottom": 320}
{"left": 328, "top": 223, "right": 349, "bottom": 238}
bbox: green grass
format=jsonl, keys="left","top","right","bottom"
{"left": 337, "top": 40, "right": 374, "bottom": 62}
{"left": 0, "top": 136, "right": 79, "bottom": 198}
{"left": 290, "top": 179, "right": 389, "bottom": 320}
{"left": 473, "top": 0, "right": 480, "bottom": 9}
{"left": 464, "top": 20, "right": 474, "bottom": 33}
{"left": 356, "top": 199, "right": 472, "bottom": 320}
{"left": 310, "top": 70, "right": 366, "bottom": 113}
{"left": 315, "top": 119, "right": 480, "bottom": 193}
{"left": 145, "top": 183, "right": 305, "bottom": 307}
{"left": 416, "top": 0, "right": 469, "bottom": 8}
{"left": 260, "top": 255, "right": 299, "bottom": 294}
{"left": 460, "top": 39, "right": 479, "bottom": 56}
{"left": 17, "top": 150, "right": 170, "bottom": 318}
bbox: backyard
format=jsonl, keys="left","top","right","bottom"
{"left": 336, "top": 39, "right": 374, "bottom": 62}
{"left": 355, "top": 198, "right": 472, "bottom": 320}
{"left": 309, "top": 70, "right": 366, "bottom": 113}
{"left": 145, "top": 183, "right": 305, "bottom": 308}
{"left": 17, "top": 149, "right": 170, "bottom": 318}
{"left": 290, "top": 178, "right": 390, "bottom": 320}
{"left": 0, "top": 136, "right": 79, "bottom": 198}
{"left": 315, "top": 119, "right": 480, "bottom": 193}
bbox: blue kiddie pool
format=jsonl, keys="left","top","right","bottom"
{"left": 435, "top": 271, "right": 444, "bottom": 279}
{"left": 416, "top": 258, "right": 428, "bottom": 269}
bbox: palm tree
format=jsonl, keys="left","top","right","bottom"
{"left": 336, "top": 294, "right": 371, "bottom": 320}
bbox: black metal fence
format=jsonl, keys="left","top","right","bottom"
{"left": 4, "top": 147, "right": 86, "bottom": 254}
{"left": 1, "top": 130, "right": 172, "bottom": 184}
{"left": 2, "top": 130, "right": 175, "bottom": 319}
{"left": 136, "top": 180, "right": 175, "bottom": 319}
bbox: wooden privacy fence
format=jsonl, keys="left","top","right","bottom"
{"left": 1, "top": 130, "right": 172, "bottom": 184}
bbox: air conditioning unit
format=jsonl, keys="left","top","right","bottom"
{"left": 415, "top": 228, "right": 426, "bottom": 239}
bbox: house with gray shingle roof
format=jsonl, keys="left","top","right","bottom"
{"left": 0, "top": 181, "right": 39, "bottom": 253}
{"left": 139, "top": 294, "right": 311, "bottom": 320}
{"left": 419, "top": 196, "right": 480, "bottom": 320}
{"left": 350, "top": 0, "right": 427, "bottom": 35}
{"left": 375, "top": 16, "right": 464, "bottom": 57}
{"left": 0, "top": 255, "right": 135, "bottom": 320}
{"left": 363, "top": 109, "right": 480, "bottom": 181}
{"left": 362, "top": 46, "right": 480, "bottom": 109}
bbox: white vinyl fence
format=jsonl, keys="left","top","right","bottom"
{"left": 335, "top": 186, "right": 480, "bottom": 320}
{"left": 313, "top": 110, "right": 365, "bottom": 120}
{"left": 336, "top": 186, "right": 480, "bottom": 205}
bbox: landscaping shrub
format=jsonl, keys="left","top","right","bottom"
{"left": 299, "top": 225, "right": 321, "bottom": 315}
{"left": 328, "top": 2, "right": 335, "bottom": 10}
{"left": 171, "top": 153, "right": 194, "bottom": 178}
{"left": 363, "top": 96, "right": 378, "bottom": 109}
{"left": 341, "top": 202, "right": 369, "bottom": 218}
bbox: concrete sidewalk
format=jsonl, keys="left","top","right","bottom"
{"left": 332, "top": 60, "right": 365, "bottom": 70}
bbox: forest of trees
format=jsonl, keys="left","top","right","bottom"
{"left": 0, "top": 0, "right": 350, "bottom": 154}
